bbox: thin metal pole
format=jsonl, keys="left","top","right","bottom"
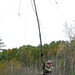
{"left": 32, "top": 1, "right": 47, "bottom": 75}
{"left": 33, "top": 0, "right": 43, "bottom": 61}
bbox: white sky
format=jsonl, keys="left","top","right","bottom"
{"left": 0, "top": 0, "right": 75, "bottom": 49}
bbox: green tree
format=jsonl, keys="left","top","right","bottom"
{"left": 0, "top": 37, "right": 5, "bottom": 50}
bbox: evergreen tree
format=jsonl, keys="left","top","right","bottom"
{"left": 0, "top": 37, "right": 5, "bottom": 50}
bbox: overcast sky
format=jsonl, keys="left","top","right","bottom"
{"left": 0, "top": 0, "right": 75, "bottom": 49}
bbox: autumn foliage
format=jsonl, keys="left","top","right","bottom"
{"left": 0, "top": 40, "right": 75, "bottom": 75}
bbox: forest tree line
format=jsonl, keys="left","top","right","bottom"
{"left": 0, "top": 39, "right": 75, "bottom": 75}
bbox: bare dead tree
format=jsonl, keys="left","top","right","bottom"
{"left": 63, "top": 21, "right": 75, "bottom": 75}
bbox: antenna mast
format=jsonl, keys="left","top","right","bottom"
{"left": 32, "top": 0, "right": 43, "bottom": 61}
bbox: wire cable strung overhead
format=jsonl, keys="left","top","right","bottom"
{"left": 47, "top": 0, "right": 73, "bottom": 25}
{"left": 48, "top": 0, "right": 67, "bottom": 20}
{"left": 23, "top": 0, "right": 29, "bottom": 45}
{"left": 18, "top": 0, "right": 21, "bottom": 16}
{"left": 54, "top": 0, "right": 58, "bottom": 4}
{"left": 0, "top": 0, "right": 17, "bottom": 23}
{"left": 31, "top": 0, "right": 35, "bottom": 12}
